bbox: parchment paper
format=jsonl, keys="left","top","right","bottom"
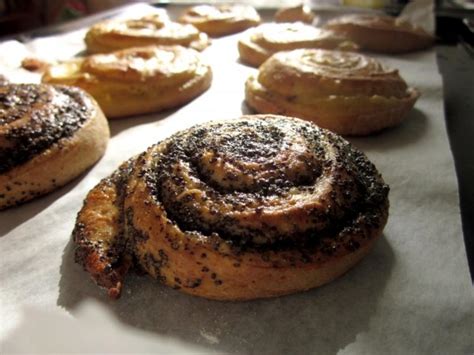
{"left": 1, "top": 4, "right": 473, "bottom": 354}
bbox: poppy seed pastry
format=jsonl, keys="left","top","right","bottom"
{"left": 245, "top": 49, "right": 419, "bottom": 135}
{"left": 238, "top": 22, "right": 358, "bottom": 67}
{"left": 0, "top": 83, "right": 109, "bottom": 210}
{"left": 73, "top": 115, "right": 389, "bottom": 300}
{"left": 324, "top": 14, "right": 434, "bottom": 54}
{"left": 179, "top": 4, "right": 261, "bottom": 37}
{"left": 85, "top": 13, "right": 210, "bottom": 54}
{"left": 42, "top": 45, "right": 212, "bottom": 118}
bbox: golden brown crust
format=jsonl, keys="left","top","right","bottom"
{"left": 179, "top": 4, "right": 261, "bottom": 37}
{"left": 238, "top": 23, "right": 358, "bottom": 67}
{"left": 324, "top": 14, "right": 434, "bottom": 54}
{"left": 274, "top": 4, "right": 316, "bottom": 24}
{"left": 85, "top": 12, "right": 210, "bottom": 54}
{"left": 42, "top": 45, "right": 212, "bottom": 118}
{"left": 73, "top": 115, "right": 389, "bottom": 300}
{"left": 0, "top": 84, "right": 109, "bottom": 210}
{"left": 245, "top": 49, "right": 420, "bottom": 135}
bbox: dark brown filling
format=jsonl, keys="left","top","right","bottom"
{"left": 142, "top": 117, "right": 389, "bottom": 247}
{"left": 0, "top": 84, "right": 92, "bottom": 174}
{"left": 73, "top": 117, "right": 389, "bottom": 297}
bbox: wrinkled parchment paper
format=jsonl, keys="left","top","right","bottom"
{"left": 1, "top": 3, "right": 473, "bottom": 354}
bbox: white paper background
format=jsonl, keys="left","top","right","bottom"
{"left": 1, "top": 4, "right": 473, "bottom": 354}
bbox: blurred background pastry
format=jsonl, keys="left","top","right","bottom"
{"left": 245, "top": 49, "right": 419, "bottom": 135}
{"left": 274, "top": 4, "right": 316, "bottom": 24}
{"left": 238, "top": 22, "right": 358, "bottom": 67}
{"left": 42, "top": 45, "right": 212, "bottom": 118}
{"left": 324, "top": 14, "right": 434, "bottom": 53}
{"left": 179, "top": 4, "right": 261, "bottom": 37}
{"left": 85, "top": 12, "right": 210, "bottom": 53}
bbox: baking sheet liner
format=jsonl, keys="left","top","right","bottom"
{"left": 0, "top": 3, "right": 472, "bottom": 354}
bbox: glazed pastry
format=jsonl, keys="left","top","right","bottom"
{"left": 179, "top": 4, "right": 261, "bottom": 37}
{"left": 274, "top": 4, "right": 316, "bottom": 24}
{"left": 73, "top": 115, "right": 389, "bottom": 300}
{"left": 238, "top": 22, "right": 358, "bottom": 67}
{"left": 85, "top": 13, "right": 210, "bottom": 54}
{"left": 0, "top": 83, "right": 109, "bottom": 210}
{"left": 42, "top": 45, "right": 212, "bottom": 118}
{"left": 245, "top": 49, "right": 419, "bottom": 135}
{"left": 324, "top": 14, "right": 434, "bottom": 54}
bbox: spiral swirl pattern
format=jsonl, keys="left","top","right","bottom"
{"left": 74, "top": 115, "right": 389, "bottom": 299}
{"left": 43, "top": 46, "right": 212, "bottom": 118}
{"left": 85, "top": 12, "right": 210, "bottom": 53}
{"left": 258, "top": 49, "right": 408, "bottom": 99}
{"left": 141, "top": 116, "right": 387, "bottom": 245}
{"left": 246, "top": 49, "right": 420, "bottom": 135}
{"left": 0, "top": 84, "right": 91, "bottom": 174}
{"left": 83, "top": 45, "right": 203, "bottom": 82}
{"left": 238, "top": 23, "right": 357, "bottom": 67}
{"left": 0, "top": 83, "right": 108, "bottom": 210}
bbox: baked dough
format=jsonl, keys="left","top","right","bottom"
{"left": 238, "top": 22, "right": 358, "bottom": 67}
{"left": 73, "top": 115, "right": 389, "bottom": 300}
{"left": 0, "top": 83, "right": 109, "bottom": 210}
{"left": 85, "top": 13, "right": 210, "bottom": 54}
{"left": 324, "top": 14, "right": 434, "bottom": 54}
{"left": 274, "top": 4, "right": 316, "bottom": 24}
{"left": 179, "top": 4, "right": 261, "bottom": 37}
{"left": 42, "top": 45, "right": 212, "bottom": 118}
{"left": 245, "top": 49, "right": 419, "bottom": 135}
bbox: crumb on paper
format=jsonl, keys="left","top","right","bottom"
{"left": 21, "top": 57, "right": 50, "bottom": 72}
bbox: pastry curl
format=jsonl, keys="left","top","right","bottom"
{"left": 42, "top": 45, "right": 212, "bottom": 118}
{"left": 324, "top": 14, "right": 434, "bottom": 54}
{"left": 73, "top": 115, "right": 389, "bottom": 300}
{"left": 85, "top": 13, "right": 210, "bottom": 54}
{"left": 238, "top": 22, "right": 358, "bottom": 67}
{"left": 245, "top": 49, "right": 419, "bottom": 135}
{"left": 0, "top": 83, "right": 109, "bottom": 210}
{"left": 179, "top": 4, "right": 261, "bottom": 37}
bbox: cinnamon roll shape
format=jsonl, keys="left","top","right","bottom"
{"left": 42, "top": 45, "right": 212, "bottom": 118}
{"left": 245, "top": 49, "right": 420, "bottom": 135}
{"left": 85, "top": 13, "right": 210, "bottom": 54}
{"left": 0, "top": 83, "right": 109, "bottom": 210}
{"left": 238, "top": 22, "right": 358, "bottom": 67}
{"left": 324, "top": 14, "right": 434, "bottom": 54}
{"left": 179, "top": 4, "right": 261, "bottom": 37}
{"left": 73, "top": 115, "right": 389, "bottom": 300}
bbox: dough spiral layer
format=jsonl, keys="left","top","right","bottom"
{"left": 238, "top": 22, "right": 358, "bottom": 67}
{"left": 85, "top": 12, "right": 210, "bottom": 54}
{"left": 43, "top": 45, "right": 212, "bottom": 118}
{"left": 324, "top": 14, "right": 434, "bottom": 54}
{"left": 73, "top": 115, "right": 389, "bottom": 300}
{"left": 245, "top": 49, "right": 419, "bottom": 135}
{"left": 0, "top": 83, "right": 109, "bottom": 209}
{"left": 179, "top": 4, "right": 261, "bottom": 37}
